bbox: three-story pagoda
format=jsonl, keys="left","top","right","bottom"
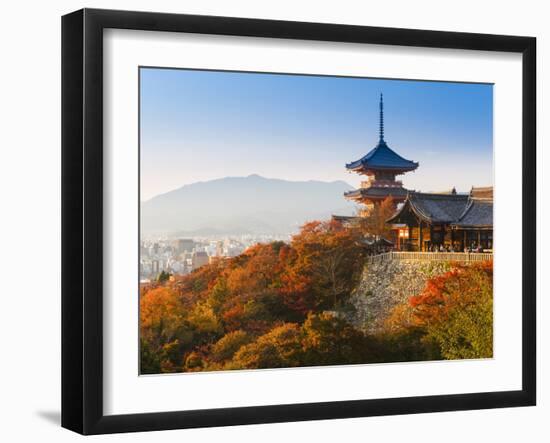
{"left": 345, "top": 94, "right": 419, "bottom": 213}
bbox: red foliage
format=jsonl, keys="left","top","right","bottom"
{"left": 221, "top": 303, "right": 245, "bottom": 331}
{"left": 141, "top": 219, "right": 370, "bottom": 373}
{"left": 408, "top": 261, "right": 493, "bottom": 327}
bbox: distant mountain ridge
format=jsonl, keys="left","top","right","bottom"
{"left": 141, "top": 174, "right": 357, "bottom": 236}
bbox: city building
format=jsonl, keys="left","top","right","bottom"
{"left": 216, "top": 241, "right": 224, "bottom": 257}
{"left": 192, "top": 251, "right": 209, "bottom": 270}
{"left": 176, "top": 238, "right": 194, "bottom": 254}
{"left": 151, "top": 259, "right": 160, "bottom": 275}
{"left": 344, "top": 94, "right": 419, "bottom": 214}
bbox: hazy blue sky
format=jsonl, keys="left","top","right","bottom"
{"left": 140, "top": 68, "right": 493, "bottom": 201}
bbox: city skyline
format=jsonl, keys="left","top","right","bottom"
{"left": 140, "top": 67, "right": 493, "bottom": 201}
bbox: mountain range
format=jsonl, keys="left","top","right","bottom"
{"left": 141, "top": 175, "right": 357, "bottom": 236}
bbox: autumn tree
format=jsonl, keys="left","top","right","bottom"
{"left": 140, "top": 338, "right": 161, "bottom": 374}
{"left": 174, "top": 259, "right": 227, "bottom": 303}
{"left": 226, "top": 313, "right": 376, "bottom": 369}
{"left": 140, "top": 284, "right": 223, "bottom": 373}
{"left": 140, "top": 287, "right": 185, "bottom": 348}
{"left": 220, "top": 242, "right": 300, "bottom": 330}
{"left": 207, "top": 277, "right": 229, "bottom": 315}
{"left": 210, "top": 330, "right": 252, "bottom": 363}
{"left": 359, "top": 196, "right": 396, "bottom": 239}
{"left": 183, "top": 351, "right": 205, "bottom": 372}
{"left": 187, "top": 301, "right": 223, "bottom": 342}
{"left": 230, "top": 323, "right": 303, "bottom": 369}
{"left": 301, "top": 312, "right": 374, "bottom": 365}
{"left": 286, "top": 220, "right": 366, "bottom": 310}
{"left": 385, "top": 261, "right": 493, "bottom": 360}
{"left": 140, "top": 217, "right": 494, "bottom": 374}
{"left": 140, "top": 286, "right": 190, "bottom": 373}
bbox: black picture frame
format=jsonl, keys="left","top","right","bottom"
{"left": 62, "top": 8, "right": 536, "bottom": 435}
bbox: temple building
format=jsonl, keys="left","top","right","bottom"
{"left": 344, "top": 94, "right": 418, "bottom": 214}
{"left": 387, "top": 186, "right": 493, "bottom": 252}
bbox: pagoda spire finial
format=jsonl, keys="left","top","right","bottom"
{"left": 379, "top": 93, "right": 384, "bottom": 142}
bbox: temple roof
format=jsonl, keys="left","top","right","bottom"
{"left": 453, "top": 198, "right": 493, "bottom": 229}
{"left": 387, "top": 187, "right": 493, "bottom": 228}
{"left": 346, "top": 94, "right": 419, "bottom": 173}
{"left": 390, "top": 192, "right": 469, "bottom": 224}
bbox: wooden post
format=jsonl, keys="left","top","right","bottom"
{"left": 418, "top": 220, "right": 423, "bottom": 252}
{"left": 408, "top": 224, "right": 412, "bottom": 251}
{"left": 429, "top": 225, "right": 433, "bottom": 250}
{"left": 477, "top": 231, "right": 481, "bottom": 248}
{"left": 463, "top": 230, "right": 467, "bottom": 250}
{"left": 451, "top": 228, "right": 455, "bottom": 249}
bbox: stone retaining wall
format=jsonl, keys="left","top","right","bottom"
{"left": 348, "top": 260, "right": 453, "bottom": 334}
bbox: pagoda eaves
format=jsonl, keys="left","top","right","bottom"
{"left": 344, "top": 94, "right": 419, "bottom": 208}
{"left": 346, "top": 140, "right": 419, "bottom": 175}
{"left": 346, "top": 93, "right": 418, "bottom": 175}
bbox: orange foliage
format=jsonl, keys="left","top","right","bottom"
{"left": 359, "top": 196, "right": 396, "bottom": 237}
{"left": 221, "top": 303, "right": 245, "bottom": 331}
{"left": 140, "top": 286, "right": 183, "bottom": 339}
{"left": 140, "top": 220, "right": 371, "bottom": 373}
{"left": 285, "top": 220, "right": 366, "bottom": 310}
{"left": 384, "top": 261, "right": 493, "bottom": 360}
{"left": 408, "top": 261, "right": 493, "bottom": 327}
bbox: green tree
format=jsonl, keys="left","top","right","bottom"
{"left": 140, "top": 338, "right": 161, "bottom": 374}
{"left": 207, "top": 277, "right": 230, "bottom": 315}
{"left": 157, "top": 270, "right": 171, "bottom": 283}
{"left": 187, "top": 301, "right": 223, "bottom": 342}
{"left": 301, "top": 312, "right": 372, "bottom": 365}
{"left": 183, "top": 351, "right": 205, "bottom": 372}
{"left": 210, "top": 330, "right": 251, "bottom": 362}
{"left": 386, "top": 261, "right": 493, "bottom": 360}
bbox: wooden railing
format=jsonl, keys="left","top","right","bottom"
{"left": 366, "top": 251, "right": 493, "bottom": 265}
{"left": 360, "top": 179, "right": 403, "bottom": 189}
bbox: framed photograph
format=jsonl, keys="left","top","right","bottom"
{"left": 62, "top": 8, "right": 536, "bottom": 434}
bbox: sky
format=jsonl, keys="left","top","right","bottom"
{"left": 140, "top": 67, "right": 493, "bottom": 201}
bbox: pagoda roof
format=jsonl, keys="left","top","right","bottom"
{"left": 346, "top": 140, "right": 419, "bottom": 173}
{"left": 331, "top": 215, "right": 361, "bottom": 223}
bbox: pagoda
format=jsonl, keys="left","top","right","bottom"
{"left": 344, "top": 94, "right": 418, "bottom": 213}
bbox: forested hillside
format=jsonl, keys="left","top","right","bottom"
{"left": 140, "top": 220, "right": 493, "bottom": 373}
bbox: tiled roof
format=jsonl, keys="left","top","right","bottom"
{"left": 406, "top": 193, "right": 469, "bottom": 223}
{"left": 453, "top": 198, "right": 493, "bottom": 228}
{"left": 346, "top": 140, "right": 419, "bottom": 172}
{"left": 387, "top": 187, "right": 493, "bottom": 228}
